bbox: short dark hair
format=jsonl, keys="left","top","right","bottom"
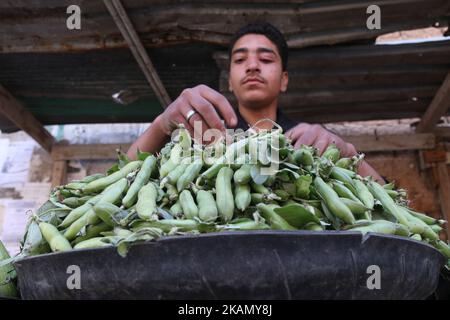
{"left": 228, "top": 22, "right": 289, "bottom": 71}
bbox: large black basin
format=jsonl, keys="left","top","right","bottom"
{"left": 14, "top": 231, "right": 445, "bottom": 299}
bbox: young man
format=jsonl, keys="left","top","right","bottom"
{"left": 128, "top": 22, "right": 384, "bottom": 183}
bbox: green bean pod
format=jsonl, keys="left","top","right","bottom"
{"left": 62, "top": 196, "right": 92, "bottom": 208}
{"left": 295, "top": 175, "right": 312, "bottom": 199}
{"left": 335, "top": 157, "right": 352, "bottom": 169}
{"left": 235, "top": 184, "right": 251, "bottom": 212}
{"left": 367, "top": 181, "right": 409, "bottom": 226}
{"left": 410, "top": 234, "right": 422, "bottom": 241}
{"left": 430, "top": 224, "right": 443, "bottom": 234}
{"left": 177, "top": 162, "right": 203, "bottom": 192}
{"left": 197, "top": 190, "right": 218, "bottom": 222}
{"left": 274, "top": 189, "right": 290, "bottom": 201}
{"left": 136, "top": 182, "right": 158, "bottom": 221}
{"left": 59, "top": 194, "right": 102, "bottom": 228}
{"left": 314, "top": 177, "right": 356, "bottom": 225}
{"left": 322, "top": 144, "right": 340, "bottom": 163}
{"left": 179, "top": 190, "right": 199, "bottom": 219}
{"left": 251, "top": 181, "right": 271, "bottom": 195}
{"left": 165, "top": 184, "right": 179, "bottom": 201}
{"left": 133, "top": 219, "right": 199, "bottom": 233}
{"left": 72, "top": 222, "right": 112, "bottom": 245}
{"left": 159, "top": 144, "right": 183, "bottom": 178}
{"left": 161, "top": 163, "right": 189, "bottom": 187}
{"left": 399, "top": 206, "right": 439, "bottom": 241}
{"left": 94, "top": 202, "right": 121, "bottom": 227}
{"left": 169, "top": 200, "right": 183, "bottom": 217}
{"left": 216, "top": 167, "right": 235, "bottom": 222}
{"left": 433, "top": 240, "right": 450, "bottom": 259}
{"left": 406, "top": 208, "right": 445, "bottom": 225}
{"left": 82, "top": 161, "right": 142, "bottom": 194}
{"left": 39, "top": 222, "right": 72, "bottom": 252}
{"left": 330, "top": 167, "right": 357, "bottom": 194}
{"left": 73, "top": 237, "right": 115, "bottom": 250}
{"left": 353, "top": 179, "right": 375, "bottom": 209}
{"left": 339, "top": 197, "right": 370, "bottom": 216}
{"left": 292, "top": 148, "right": 314, "bottom": 166}
{"left": 256, "top": 203, "right": 296, "bottom": 230}
{"left": 234, "top": 164, "right": 252, "bottom": 184}
{"left": 0, "top": 240, "right": 18, "bottom": 298}
{"left": 122, "top": 155, "right": 157, "bottom": 208}
{"left": 331, "top": 181, "right": 361, "bottom": 203}
{"left": 348, "top": 220, "right": 410, "bottom": 237}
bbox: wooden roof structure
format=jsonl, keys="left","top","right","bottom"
{"left": 1, "top": 0, "right": 450, "bottom": 146}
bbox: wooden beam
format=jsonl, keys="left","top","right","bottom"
{"left": 51, "top": 143, "right": 131, "bottom": 161}
{"left": 51, "top": 160, "right": 67, "bottom": 188}
{"left": 103, "top": 0, "right": 172, "bottom": 108}
{"left": 0, "top": 84, "right": 56, "bottom": 153}
{"left": 436, "top": 162, "right": 450, "bottom": 239}
{"left": 416, "top": 72, "right": 450, "bottom": 133}
{"left": 345, "top": 133, "right": 435, "bottom": 152}
{"left": 50, "top": 133, "right": 435, "bottom": 162}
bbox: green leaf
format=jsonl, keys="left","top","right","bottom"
{"left": 274, "top": 204, "right": 321, "bottom": 228}
{"left": 137, "top": 148, "right": 151, "bottom": 161}
{"left": 277, "top": 168, "right": 300, "bottom": 180}
{"left": 295, "top": 175, "right": 312, "bottom": 199}
{"left": 117, "top": 150, "right": 130, "bottom": 169}
{"left": 107, "top": 164, "right": 120, "bottom": 175}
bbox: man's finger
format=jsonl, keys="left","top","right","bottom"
{"left": 296, "top": 128, "right": 318, "bottom": 147}
{"left": 286, "top": 123, "right": 308, "bottom": 141}
{"left": 315, "top": 138, "right": 330, "bottom": 156}
{"left": 188, "top": 94, "right": 226, "bottom": 132}
{"left": 197, "top": 85, "right": 237, "bottom": 128}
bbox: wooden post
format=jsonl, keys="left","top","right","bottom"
{"left": 416, "top": 72, "right": 450, "bottom": 133}
{"left": 51, "top": 160, "right": 67, "bottom": 188}
{"left": 436, "top": 162, "right": 450, "bottom": 240}
{"left": 0, "top": 84, "right": 56, "bottom": 153}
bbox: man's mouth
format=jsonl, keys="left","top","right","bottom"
{"left": 242, "top": 77, "right": 264, "bottom": 85}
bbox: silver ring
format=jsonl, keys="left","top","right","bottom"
{"left": 186, "top": 109, "right": 197, "bottom": 122}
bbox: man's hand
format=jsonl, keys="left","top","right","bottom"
{"left": 159, "top": 84, "right": 238, "bottom": 140}
{"left": 286, "top": 123, "right": 386, "bottom": 184}
{"left": 286, "top": 123, "right": 357, "bottom": 157}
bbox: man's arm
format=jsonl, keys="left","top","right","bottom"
{"left": 127, "top": 85, "right": 237, "bottom": 160}
{"left": 127, "top": 115, "right": 170, "bottom": 160}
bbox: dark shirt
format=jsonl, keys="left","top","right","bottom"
{"left": 234, "top": 108, "right": 296, "bottom": 133}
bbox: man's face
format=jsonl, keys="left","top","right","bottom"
{"left": 228, "top": 34, "right": 288, "bottom": 109}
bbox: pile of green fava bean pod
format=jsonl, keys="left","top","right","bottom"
{"left": 4, "top": 124, "right": 450, "bottom": 269}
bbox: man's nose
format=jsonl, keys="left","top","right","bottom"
{"left": 245, "top": 57, "right": 260, "bottom": 73}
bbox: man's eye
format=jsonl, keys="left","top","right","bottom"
{"left": 234, "top": 58, "right": 244, "bottom": 63}
{"left": 261, "top": 58, "right": 273, "bottom": 63}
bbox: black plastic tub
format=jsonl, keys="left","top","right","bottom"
{"left": 14, "top": 230, "right": 445, "bottom": 300}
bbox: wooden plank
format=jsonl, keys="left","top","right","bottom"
{"left": 225, "top": 86, "right": 437, "bottom": 107}
{"left": 1, "top": 1, "right": 449, "bottom": 53}
{"left": 434, "top": 126, "right": 450, "bottom": 138}
{"left": 0, "top": 84, "right": 56, "bottom": 152}
{"left": 416, "top": 72, "right": 450, "bottom": 132}
{"left": 436, "top": 162, "right": 450, "bottom": 239}
{"left": 50, "top": 133, "right": 435, "bottom": 163}
{"left": 213, "top": 41, "right": 450, "bottom": 70}
{"left": 104, "top": 0, "right": 172, "bottom": 108}
{"left": 51, "top": 143, "right": 131, "bottom": 161}
{"left": 345, "top": 133, "right": 436, "bottom": 152}
{"left": 219, "top": 67, "right": 447, "bottom": 91}
{"left": 51, "top": 160, "right": 67, "bottom": 188}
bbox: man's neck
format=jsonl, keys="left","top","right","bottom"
{"left": 238, "top": 100, "right": 278, "bottom": 130}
